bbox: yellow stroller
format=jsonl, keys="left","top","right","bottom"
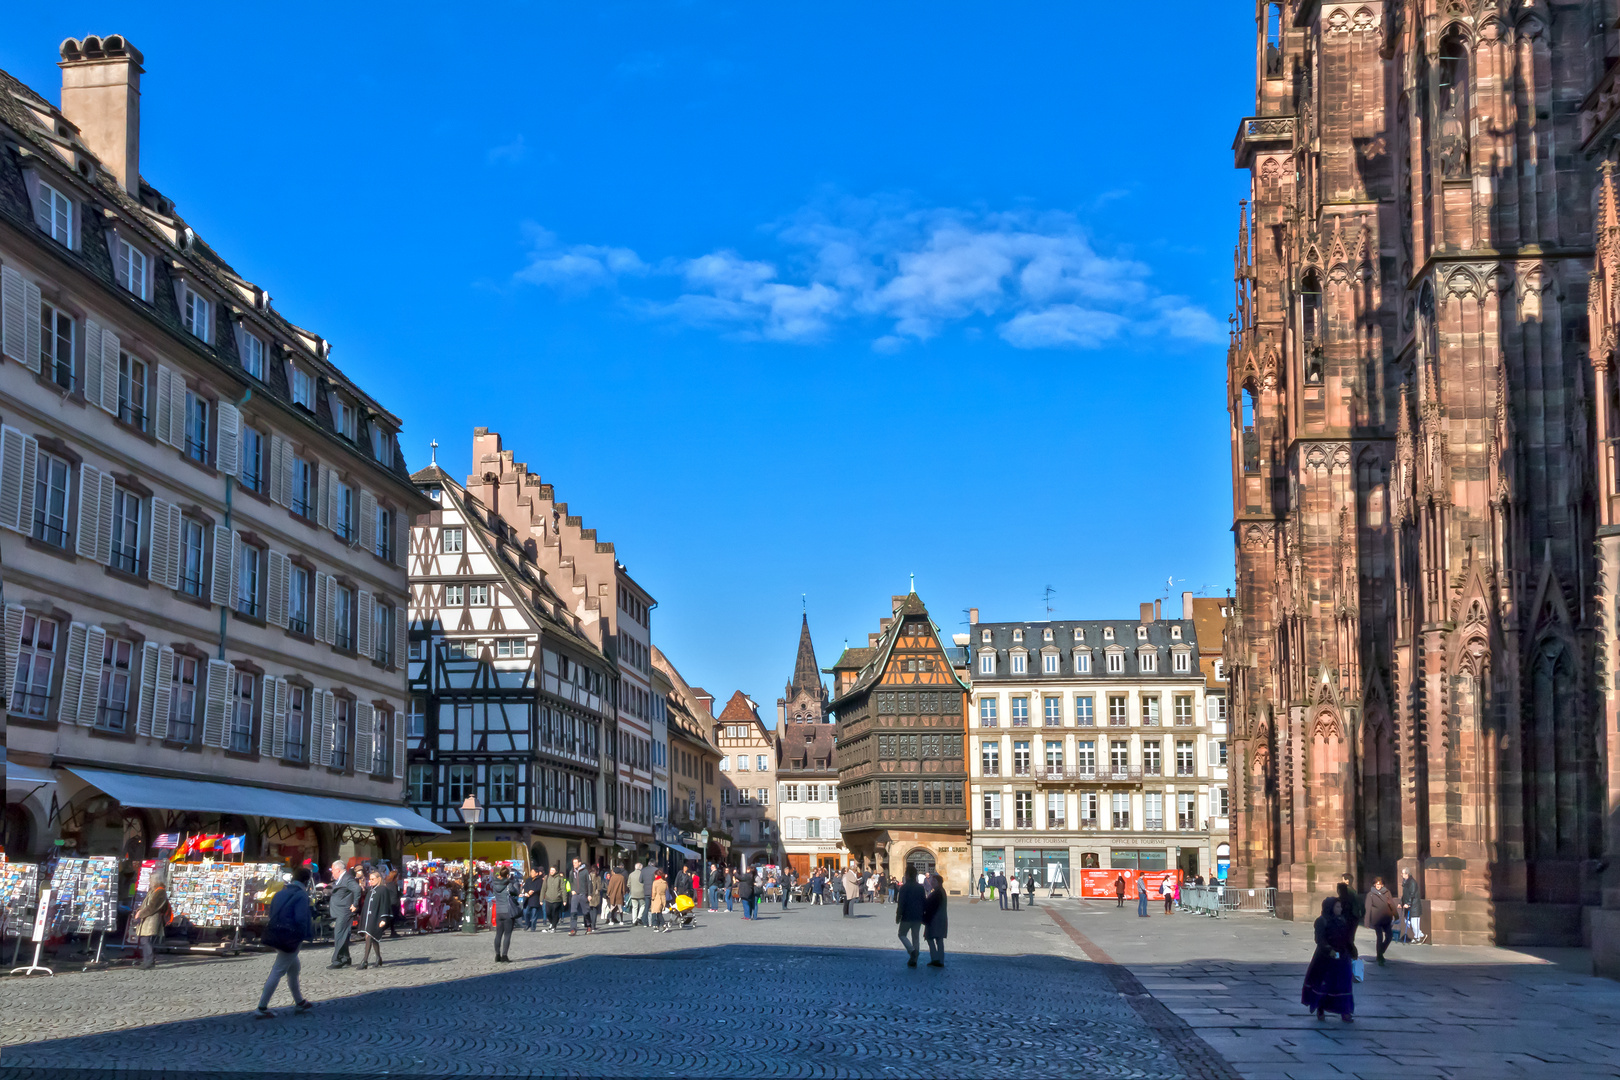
{"left": 672, "top": 893, "right": 697, "bottom": 930}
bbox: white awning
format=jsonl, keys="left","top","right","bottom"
{"left": 6, "top": 763, "right": 59, "bottom": 786}
{"left": 663, "top": 841, "right": 701, "bottom": 859}
{"left": 65, "top": 767, "right": 448, "bottom": 834}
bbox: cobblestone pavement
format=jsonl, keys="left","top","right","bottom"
{"left": 1, "top": 896, "right": 1235, "bottom": 1079}
{"left": 1061, "top": 898, "right": 1620, "bottom": 1080}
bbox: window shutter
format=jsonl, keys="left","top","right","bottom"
{"left": 270, "top": 677, "right": 289, "bottom": 758}
{"left": 75, "top": 463, "right": 104, "bottom": 559}
{"left": 58, "top": 622, "right": 88, "bottom": 725}
{"left": 229, "top": 532, "right": 242, "bottom": 610}
{"left": 266, "top": 550, "right": 288, "bottom": 628}
{"left": 98, "top": 327, "right": 119, "bottom": 417}
{"left": 267, "top": 435, "right": 285, "bottom": 506}
{"left": 259, "top": 675, "right": 277, "bottom": 757}
{"left": 359, "top": 489, "right": 377, "bottom": 553}
{"left": 314, "top": 571, "right": 331, "bottom": 643}
{"left": 150, "top": 647, "right": 174, "bottom": 741}
{"left": 2, "top": 603, "right": 25, "bottom": 706}
{"left": 394, "top": 705, "right": 407, "bottom": 779}
{"left": 95, "top": 470, "right": 115, "bottom": 566}
{"left": 279, "top": 440, "right": 294, "bottom": 507}
{"left": 315, "top": 465, "right": 332, "bottom": 529}
{"left": 167, "top": 372, "right": 186, "bottom": 450}
{"left": 215, "top": 401, "right": 240, "bottom": 476}
{"left": 357, "top": 590, "right": 373, "bottom": 660}
{"left": 165, "top": 503, "right": 183, "bottom": 590}
{"left": 16, "top": 434, "right": 35, "bottom": 542}
{"left": 354, "top": 701, "right": 374, "bottom": 773}
{"left": 0, "top": 265, "right": 25, "bottom": 365}
{"left": 21, "top": 277, "right": 41, "bottom": 374}
{"left": 149, "top": 498, "right": 173, "bottom": 588}
{"left": 78, "top": 626, "right": 107, "bottom": 726}
{"left": 210, "top": 525, "right": 233, "bottom": 606}
{"left": 326, "top": 469, "right": 340, "bottom": 535}
{"left": 313, "top": 690, "right": 332, "bottom": 766}
{"left": 0, "top": 425, "right": 31, "bottom": 532}
{"left": 82, "top": 320, "right": 105, "bottom": 410}
{"left": 203, "top": 659, "right": 232, "bottom": 748}
{"left": 154, "top": 364, "right": 172, "bottom": 445}
{"left": 395, "top": 603, "right": 408, "bottom": 671}
{"left": 134, "top": 641, "right": 161, "bottom": 736}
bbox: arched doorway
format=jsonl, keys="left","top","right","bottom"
{"left": 903, "top": 848, "right": 936, "bottom": 883}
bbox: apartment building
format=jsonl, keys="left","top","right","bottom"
{"left": 775, "top": 614, "right": 843, "bottom": 875}
{"left": 653, "top": 645, "right": 722, "bottom": 868}
{"left": 1, "top": 37, "right": 439, "bottom": 870}
{"left": 404, "top": 460, "right": 613, "bottom": 870}
{"left": 967, "top": 604, "right": 1219, "bottom": 887}
{"left": 715, "top": 692, "right": 775, "bottom": 870}
{"left": 1184, "top": 593, "right": 1231, "bottom": 881}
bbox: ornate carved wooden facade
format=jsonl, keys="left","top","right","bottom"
{"left": 1227, "top": 0, "right": 1617, "bottom": 947}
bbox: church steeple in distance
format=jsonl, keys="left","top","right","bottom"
{"left": 791, "top": 613, "right": 821, "bottom": 698}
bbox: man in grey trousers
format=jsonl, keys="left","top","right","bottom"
{"left": 326, "top": 861, "right": 362, "bottom": 969}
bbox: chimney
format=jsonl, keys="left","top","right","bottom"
{"left": 969, "top": 607, "right": 979, "bottom": 626}
{"left": 58, "top": 36, "right": 144, "bottom": 195}
{"left": 1154, "top": 599, "right": 1162, "bottom": 621}
{"left": 1140, "top": 602, "right": 1155, "bottom": 623}
{"left": 1182, "top": 591, "right": 1195, "bottom": 620}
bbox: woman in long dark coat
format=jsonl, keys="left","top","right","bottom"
{"left": 922, "top": 872, "right": 948, "bottom": 967}
{"left": 1301, "top": 896, "right": 1355, "bottom": 1021}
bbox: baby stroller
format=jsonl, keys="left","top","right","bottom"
{"left": 671, "top": 893, "right": 697, "bottom": 930}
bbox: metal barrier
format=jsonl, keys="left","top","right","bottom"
{"left": 1180, "top": 886, "right": 1224, "bottom": 917}
{"left": 1218, "top": 885, "right": 1277, "bottom": 916}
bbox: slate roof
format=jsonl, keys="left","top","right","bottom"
{"left": 789, "top": 614, "right": 822, "bottom": 697}
{"left": 971, "top": 618, "right": 1199, "bottom": 681}
{"left": 828, "top": 593, "right": 971, "bottom": 707}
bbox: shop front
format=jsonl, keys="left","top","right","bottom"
{"left": 1013, "top": 848, "right": 1070, "bottom": 890}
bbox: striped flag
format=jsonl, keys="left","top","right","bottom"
{"left": 153, "top": 833, "right": 181, "bottom": 850}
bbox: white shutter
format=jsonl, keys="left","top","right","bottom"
{"left": 259, "top": 675, "right": 278, "bottom": 757}
{"left": 266, "top": 550, "right": 289, "bottom": 628}
{"left": 314, "top": 571, "right": 331, "bottom": 643}
{"left": 230, "top": 532, "right": 242, "bottom": 610}
{"left": 394, "top": 704, "right": 407, "bottom": 779}
{"left": 98, "top": 326, "right": 120, "bottom": 417}
{"left": 359, "top": 489, "right": 377, "bottom": 554}
{"left": 83, "top": 320, "right": 105, "bottom": 410}
{"left": 267, "top": 436, "right": 285, "bottom": 506}
{"left": 95, "top": 469, "right": 115, "bottom": 566}
{"left": 203, "top": 658, "right": 232, "bottom": 748}
{"left": 357, "top": 590, "right": 374, "bottom": 661}
{"left": 313, "top": 690, "right": 331, "bottom": 767}
{"left": 0, "top": 425, "right": 30, "bottom": 532}
{"left": 210, "top": 526, "right": 233, "bottom": 607}
{"left": 165, "top": 502, "right": 183, "bottom": 590}
{"left": 2, "top": 603, "right": 25, "bottom": 706}
{"left": 150, "top": 647, "right": 174, "bottom": 741}
{"left": 134, "top": 641, "right": 161, "bottom": 736}
{"left": 324, "top": 467, "right": 340, "bottom": 532}
{"left": 149, "top": 498, "right": 173, "bottom": 587}
{"left": 215, "top": 401, "right": 241, "bottom": 476}
{"left": 0, "top": 265, "right": 25, "bottom": 365}
{"left": 270, "top": 677, "right": 289, "bottom": 758}
{"left": 58, "top": 622, "right": 88, "bottom": 725}
{"left": 395, "top": 603, "right": 408, "bottom": 671}
{"left": 314, "top": 465, "right": 330, "bottom": 529}
{"left": 167, "top": 372, "right": 186, "bottom": 450}
{"left": 21, "top": 277, "right": 41, "bottom": 374}
{"left": 78, "top": 626, "right": 106, "bottom": 726}
{"left": 354, "top": 701, "right": 375, "bottom": 774}
{"left": 75, "top": 462, "right": 104, "bottom": 559}
{"left": 153, "top": 364, "right": 172, "bottom": 446}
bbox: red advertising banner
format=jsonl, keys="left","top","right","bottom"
{"left": 1077, "top": 868, "right": 1184, "bottom": 899}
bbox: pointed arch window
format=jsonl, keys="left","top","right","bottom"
{"left": 1436, "top": 30, "right": 1471, "bottom": 179}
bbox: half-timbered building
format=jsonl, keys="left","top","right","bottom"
{"left": 831, "top": 593, "right": 972, "bottom": 894}
{"left": 406, "top": 461, "right": 612, "bottom": 870}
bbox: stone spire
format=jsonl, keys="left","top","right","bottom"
{"left": 790, "top": 613, "right": 821, "bottom": 697}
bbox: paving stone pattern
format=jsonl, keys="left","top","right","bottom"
{"left": 1, "top": 898, "right": 1228, "bottom": 1079}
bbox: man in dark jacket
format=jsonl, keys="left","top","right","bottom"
{"left": 737, "top": 869, "right": 757, "bottom": 920}
{"left": 922, "top": 873, "right": 948, "bottom": 968}
{"left": 491, "top": 866, "right": 519, "bottom": 961}
{"left": 996, "top": 870, "right": 1009, "bottom": 910}
{"left": 256, "top": 867, "right": 315, "bottom": 1018}
{"left": 568, "top": 859, "right": 594, "bottom": 936}
{"left": 1399, "top": 868, "right": 1421, "bottom": 943}
{"left": 327, "top": 861, "right": 361, "bottom": 969}
{"left": 895, "top": 873, "right": 927, "bottom": 966}
{"left": 638, "top": 861, "right": 657, "bottom": 926}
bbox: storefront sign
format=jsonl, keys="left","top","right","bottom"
{"left": 1076, "top": 868, "right": 1183, "bottom": 899}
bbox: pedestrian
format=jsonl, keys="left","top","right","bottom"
{"left": 722, "top": 865, "right": 734, "bottom": 914}
{"left": 1162, "top": 876, "right": 1175, "bottom": 914}
{"left": 706, "top": 862, "right": 721, "bottom": 912}
{"left": 628, "top": 861, "right": 647, "bottom": 927}
{"left": 895, "top": 870, "right": 926, "bottom": 967}
{"left": 650, "top": 871, "right": 669, "bottom": 932}
{"left": 977, "top": 871, "right": 987, "bottom": 901}
{"left": 1366, "top": 876, "right": 1396, "bottom": 965}
{"left": 588, "top": 864, "right": 605, "bottom": 926}
{"left": 1301, "top": 896, "right": 1355, "bottom": 1022}
{"left": 1024, "top": 871, "right": 1037, "bottom": 908}
{"left": 254, "top": 866, "right": 315, "bottom": 1019}
{"left": 1115, "top": 874, "right": 1126, "bottom": 908}
{"left": 1399, "top": 868, "right": 1422, "bottom": 943}
{"left": 781, "top": 869, "right": 792, "bottom": 910}
{"left": 811, "top": 872, "right": 825, "bottom": 906}
{"left": 842, "top": 866, "right": 858, "bottom": 917}
{"left": 738, "top": 868, "right": 757, "bottom": 920}
{"left": 541, "top": 865, "right": 566, "bottom": 931}
{"left": 521, "top": 869, "right": 543, "bottom": 931}
{"left": 357, "top": 869, "right": 390, "bottom": 969}
{"left": 384, "top": 869, "right": 404, "bottom": 938}
{"left": 132, "top": 875, "right": 170, "bottom": 970}
{"left": 638, "top": 860, "right": 657, "bottom": 925}
{"left": 327, "top": 860, "right": 362, "bottom": 969}
{"left": 1137, "top": 876, "right": 1149, "bottom": 918}
{"left": 1008, "top": 871, "right": 1021, "bottom": 911}
{"left": 996, "top": 870, "right": 1009, "bottom": 910}
{"left": 922, "top": 872, "right": 948, "bottom": 968}
{"left": 1336, "top": 874, "right": 1364, "bottom": 959}
{"left": 490, "top": 865, "right": 519, "bottom": 962}
{"left": 568, "top": 858, "right": 594, "bottom": 936}
{"left": 607, "top": 865, "right": 627, "bottom": 926}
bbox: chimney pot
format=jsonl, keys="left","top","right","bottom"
{"left": 58, "top": 35, "right": 144, "bottom": 196}
{"left": 969, "top": 607, "right": 979, "bottom": 626}
{"left": 1140, "top": 602, "right": 1155, "bottom": 623}
{"left": 1182, "top": 591, "right": 1195, "bottom": 620}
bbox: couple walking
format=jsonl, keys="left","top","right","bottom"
{"left": 895, "top": 872, "right": 947, "bottom": 968}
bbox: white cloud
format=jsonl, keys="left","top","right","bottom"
{"left": 513, "top": 204, "right": 1220, "bottom": 350}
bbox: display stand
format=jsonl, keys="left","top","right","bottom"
{"left": 166, "top": 861, "right": 287, "bottom": 953}
{"left": 1, "top": 862, "right": 41, "bottom": 967}
{"left": 10, "top": 887, "right": 54, "bottom": 977}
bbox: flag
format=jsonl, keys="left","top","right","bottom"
{"left": 153, "top": 833, "right": 180, "bottom": 850}
{"left": 222, "top": 835, "right": 244, "bottom": 855}
{"left": 171, "top": 836, "right": 198, "bottom": 861}
{"left": 197, "top": 835, "right": 221, "bottom": 852}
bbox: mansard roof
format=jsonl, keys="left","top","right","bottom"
{"left": 973, "top": 617, "right": 1198, "bottom": 680}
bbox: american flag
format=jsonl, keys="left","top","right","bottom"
{"left": 153, "top": 833, "right": 181, "bottom": 850}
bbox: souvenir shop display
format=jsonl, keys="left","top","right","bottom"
{"left": 1, "top": 860, "right": 41, "bottom": 948}
{"left": 240, "top": 864, "right": 290, "bottom": 925}
{"left": 44, "top": 857, "right": 118, "bottom": 936}
{"left": 167, "top": 862, "right": 248, "bottom": 929}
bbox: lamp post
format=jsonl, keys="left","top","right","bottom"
{"left": 459, "top": 794, "right": 482, "bottom": 934}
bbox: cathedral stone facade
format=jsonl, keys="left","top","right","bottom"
{"left": 1226, "top": 0, "right": 1620, "bottom": 959}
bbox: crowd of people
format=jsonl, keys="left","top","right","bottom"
{"left": 1300, "top": 868, "right": 1426, "bottom": 1023}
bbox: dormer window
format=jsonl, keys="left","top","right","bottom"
{"left": 290, "top": 364, "right": 316, "bottom": 410}
{"left": 36, "top": 181, "right": 73, "bottom": 247}
{"left": 1074, "top": 651, "right": 1091, "bottom": 674}
{"left": 1103, "top": 627, "right": 1114, "bottom": 641}
{"left": 1137, "top": 626, "right": 1148, "bottom": 641}
{"left": 1106, "top": 651, "right": 1125, "bottom": 673}
{"left": 113, "top": 235, "right": 148, "bottom": 300}
{"left": 370, "top": 422, "right": 394, "bottom": 467}
{"left": 1042, "top": 652, "right": 1059, "bottom": 673}
{"left": 1011, "top": 653, "right": 1026, "bottom": 674}
{"left": 332, "top": 396, "right": 357, "bottom": 440}
{"left": 1042, "top": 628, "right": 1053, "bottom": 642}
{"left": 181, "top": 284, "right": 211, "bottom": 342}
{"left": 979, "top": 652, "right": 995, "bottom": 675}
{"left": 1140, "top": 649, "right": 1158, "bottom": 673}
{"left": 1173, "top": 651, "right": 1191, "bottom": 673}
{"left": 240, "top": 329, "right": 265, "bottom": 380}
{"left": 981, "top": 629, "right": 991, "bottom": 643}
{"left": 1012, "top": 629, "right": 1023, "bottom": 643}
{"left": 1074, "top": 628, "right": 1084, "bottom": 642}
{"left": 1171, "top": 626, "right": 1182, "bottom": 640}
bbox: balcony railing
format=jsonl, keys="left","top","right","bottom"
{"left": 1014, "top": 814, "right": 1034, "bottom": 829}
{"left": 1079, "top": 818, "right": 1100, "bottom": 830}
{"left": 1013, "top": 764, "right": 1030, "bottom": 776}
{"left": 984, "top": 817, "right": 1002, "bottom": 829}
{"left": 1178, "top": 815, "right": 1198, "bottom": 831}
{"left": 1143, "top": 764, "right": 1162, "bottom": 777}
{"left": 1029, "top": 766, "right": 1144, "bottom": 782}
{"left": 982, "top": 765, "right": 1001, "bottom": 777}
{"left": 1046, "top": 813, "right": 1066, "bottom": 829}
{"left": 1144, "top": 819, "right": 1164, "bottom": 831}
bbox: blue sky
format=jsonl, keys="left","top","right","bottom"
{"left": 11, "top": 5, "right": 1253, "bottom": 715}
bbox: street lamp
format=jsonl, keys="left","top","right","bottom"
{"left": 459, "top": 794, "right": 482, "bottom": 934}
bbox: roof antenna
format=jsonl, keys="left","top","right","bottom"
{"left": 1043, "top": 584, "right": 1056, "bottom": 618}
{"left": 429, "top": 438, "right": 439, "bottom": 466}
